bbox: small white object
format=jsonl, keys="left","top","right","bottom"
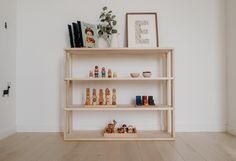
{"left": 110, "top": 33, "right": 119, "bottom": 48}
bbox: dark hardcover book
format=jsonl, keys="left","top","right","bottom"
{"left": 72, "top": 22, "right": 80, "bottom": 47}
{"left": 68, "top": 25, "right": 74, "bottom": 48}
{"left": 77, "top": 21, "right": 84, "bottom": 47}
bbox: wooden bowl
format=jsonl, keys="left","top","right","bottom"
{"left": 130, "top": 73, "right": 140, "bottom": 78}
{"left": 142, "top": 71, "right": 152, "bottom": 78}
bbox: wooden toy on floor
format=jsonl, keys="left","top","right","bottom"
{"left": 105, "top": 120, "right": 117, "bottom": 133}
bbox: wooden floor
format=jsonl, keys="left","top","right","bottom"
{"left": 0, "top": 132, "right": 235, "bottom": 161}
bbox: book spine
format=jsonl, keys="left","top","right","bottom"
{"left": 77, "top": 21, "right": 84, "bottom": 47}
{"left": 72, "top": 22, "right": 80, "bottom": 47}
{"left": 68, "top": 25, "right": 74, "bottom": 48}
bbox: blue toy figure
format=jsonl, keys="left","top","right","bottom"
{"left": 136, "top": 96, "right": 142, "bottom": 106}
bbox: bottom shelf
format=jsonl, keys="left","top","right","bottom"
{"left": 64, "top": 130, "right": 175, "bottom": 141}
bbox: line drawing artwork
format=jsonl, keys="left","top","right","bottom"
{"left": 135, "top": 20, "right": 149, "bottom": 44}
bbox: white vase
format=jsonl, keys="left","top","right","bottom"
{"left": 98, "top": 37, "right": 109, "bottom": 48}
{"left": 110, "top": 33, "right": 119, "bottom": 48}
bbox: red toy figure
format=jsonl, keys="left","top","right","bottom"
{"left": 142, "top": 96, "right": 148, "bottom": 106}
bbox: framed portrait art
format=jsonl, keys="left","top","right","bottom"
{"left": 126, "top": 13, "right": 159, "bottom": 48}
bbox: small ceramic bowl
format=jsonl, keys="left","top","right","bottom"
{"left": 142, "top": 71, "right": 152, "bottom": 78}
{"left": 130, "top": 73, "right": 140, "bottom": 78}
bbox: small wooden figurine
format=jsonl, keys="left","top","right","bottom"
{"left": 89, "top": 70, "right": 93, "bottom": 78}
{"left": 92, "top": 88, "right": 97, "bottom": 105}
{"left": 108, "top": 69, "right": 112, "bottom": 78}
{"left": 127, "top": 125, "right": 134, "bottom": 133}
{"left": 148, "top": 96, "right": 155, "bottom": 106}
{"left": 113, "top": 72, "right": 117, "bottom": 78}
{"left": 142, "top": 96, "right": 148, "bottom": 106}
{"left": 94, "top": 66, "right": 99, "bottom": 78}
{"left": 99, "top": 89, "right": 104, "bottom": 105}
{"left": 112, "top": 88, "right": 116, "bottom": 105}
{"left": 105, "top": 120, "right": 117, "bottom": 133}
{"left": 136, "top": 96, "right": 142, "bottom": 106}
{"left": 105, "top": 88, "right": 110, "bottom": 105}
{"left": 101, "top": 67, "right": 106, "bottom": 78}
{"left": 85, "top": 88, "right": 90, "bottom": 105}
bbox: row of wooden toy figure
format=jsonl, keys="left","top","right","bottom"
{"left": 105, "top": 120, "right": 137, "bottom": 134}
{"left": 85, "top": 88, "right": 116, "bottom": 106}
{"left": 89, "top": 66, "right": 117, "bottom": 78}
{"left": 136, "top": 96, "right": 156, "bottom": 106}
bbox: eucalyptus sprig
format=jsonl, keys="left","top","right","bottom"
{"left": 97, "top": 6, "right": 117, "bottom": 45}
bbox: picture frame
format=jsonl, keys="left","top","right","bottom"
{"left": 126, "top": 13, "right": 159, "bottom": 48}
{"left": 80, "top": 21, "right": 98, "bottom": 48}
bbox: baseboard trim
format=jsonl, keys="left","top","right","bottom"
{"left": 0, "top": 127, "right": 16, "bottom": 140}
{"left": 227, "top": 125, "right": 236, "bottom": 136}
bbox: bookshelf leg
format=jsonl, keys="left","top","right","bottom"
{"left": 164, "top": 111, "right": 168, "bottom": 132}
{"left": 171, "top": 110, "right": 175, "bottom": 138}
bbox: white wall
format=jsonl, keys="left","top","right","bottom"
{"left": 0, "top": 0, "right": 16, "bottom": 139}
{"left": 227, "top": 0, "right": 236, "bottom": 136}
{"left": 16, "top": 0, "right": 227, "bottom": 132}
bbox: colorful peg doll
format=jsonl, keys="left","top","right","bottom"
{"left": 101, "top": 67, "right": 106, "bottom": 78}
{"left": 94, "top": 66, "right": 99, "bottom": 78}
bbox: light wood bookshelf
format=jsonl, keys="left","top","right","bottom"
{"left": 64, "top": 48, "right": 175, "bottom": 141}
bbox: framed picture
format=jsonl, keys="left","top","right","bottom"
{"left": 126, "top": 13, "right": 159, "bottom": 48}
{"left": 80, "top": 21, "right": 98, "bottom": 48}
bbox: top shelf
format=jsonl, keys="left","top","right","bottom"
{"left": 64, "top": 48, "right": 174, "bottom": 55}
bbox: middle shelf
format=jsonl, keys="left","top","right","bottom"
{"left": 65, "top": 104, "right": 174, "bottom": 111}
{"left": 64, "top": 77, "right": 174, "bottom": 81}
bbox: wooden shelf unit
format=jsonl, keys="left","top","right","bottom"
{"left": 64, "top": 48, "right": 175, "bottom": 141}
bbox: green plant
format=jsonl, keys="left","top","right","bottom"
{"left": 97, "top": 6, "right": 117, "bottom": 45}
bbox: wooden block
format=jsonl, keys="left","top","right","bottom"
{"left": 104, "top": 132, "right": 138, "bottom": 138}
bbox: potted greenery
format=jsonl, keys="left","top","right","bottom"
{"left": 97, "top": 6, "right": 118, "bottom": 47}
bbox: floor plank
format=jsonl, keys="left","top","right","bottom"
{"left": 0, "top": 132, "right": 235, "bottom": 161}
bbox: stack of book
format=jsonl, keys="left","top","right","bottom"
{"left": 68, "top": 21, "right": 98, "bottom": 48}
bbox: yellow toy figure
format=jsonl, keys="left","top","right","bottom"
{"left": 92, "top": 88, "right": 97, "bottom": 106}
{"left": 99, "top": 89, "right": 104, "bottom": 105}
{"left": 105, "top": 88, "right": 110, "bottom": 105}
{"left": 85, "top": 88, "right": 90, "bottom": 105}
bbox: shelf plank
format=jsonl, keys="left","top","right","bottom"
{"left": 65, "top": 104, "right": 174, "bottom": 111}
{"left": 64, "top": 77, "right": 174, "bottom": 81}
{"left": 64, "top": 48, "right": 174, "bottom": 55}
{"left": 64, "top": 130, "right": 175, "bottom": 141}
